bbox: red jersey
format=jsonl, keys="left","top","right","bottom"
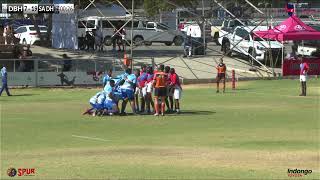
{"left": 170, "top": 73, "right": 181, "bottom": 88}
{"left": 300, "top": 62, "right": 309, "bottom": 75}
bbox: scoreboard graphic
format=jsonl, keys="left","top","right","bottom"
{"left": 1, "top": 3, "right": 74, "bottom": 14}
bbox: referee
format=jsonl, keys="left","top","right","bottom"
{"left": 0, "top": 65, "right": 12, "bottom": 96}
{"left": 216, "top": 58, "right": 227, "bottom": 93}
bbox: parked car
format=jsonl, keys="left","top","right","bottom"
{"left": 219, "top": 26, "right": 283, "bottom": 63}
{"left": 14, "top": 25, "right": 48, "bottom": 45}
{"left": 297, "top": 40, "right": 320, "bottom": 56}
{"left": 210, "top": 19, "right": 223, "bottom": 45}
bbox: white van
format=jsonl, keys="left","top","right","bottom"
{"left": 297, "top": 40, "right": 320, "bottom": 56}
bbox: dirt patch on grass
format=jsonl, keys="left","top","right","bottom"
{"left": 3, "top": 146, "right": 319, "bottom": 171}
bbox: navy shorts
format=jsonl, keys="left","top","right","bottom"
{"left": 121, "top": 89, "right": 134, "bottom": 100}
{"left": 154, "top": 87, "right": 167, "bottom": 97}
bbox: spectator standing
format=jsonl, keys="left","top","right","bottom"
{"left": 0, "top": 65, "right": 11, "bottom": 96}
{"left": 183, "top": 35, "right": 192, "bottom": 58}
{"left": 62, "top": 54, "right": 72, "bottom": 72}
{"left": 95, "top": 26, "right": 103, "bottom": 51}
{"left": 3, "top": 25, "right": 8, "bottom": 45}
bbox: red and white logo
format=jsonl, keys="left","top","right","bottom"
{"left": 18, "top": 168, "right": 36, "bottom": 176}
{"left": 275, "top": 25, "right": 287, "bottom": 32}
{"left": 279, "top": 25, "right": 287, "bottom": 31}
{"left": 294, "top": 25, "right": 304, "bottom": 31}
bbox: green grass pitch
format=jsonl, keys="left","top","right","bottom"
{"left": 1, "top": 79, "right": 319, "bottom": 179}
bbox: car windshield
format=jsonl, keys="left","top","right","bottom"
{"left": 29, "top": 26, "right": 48, "bottom": 31}
{"left": 254, "top": 36, "right": 276, "bottom": 41}
{"left": 300, "top": 40, "right": 320, "bottom": 47}
{"left": 157, "top": 23, "right": 169, "bottom": 30}
{"left": 212, "top": 19, "right": 223, "bottom": 26}
{"left": 86, "top": 20, "right": 95, "bottom": 28}
{"left": 234, "top": 20, "right": 253, "bottom": 26}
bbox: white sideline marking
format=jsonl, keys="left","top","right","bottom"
{"left": 71, "top": 135, "right": 110, "bottom": 142}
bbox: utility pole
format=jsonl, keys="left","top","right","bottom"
{"left": 202, "top": 0, "right": 205, "bottom": 55}
{"left": 130, "top": 0, "right": 134, "bottom": 70}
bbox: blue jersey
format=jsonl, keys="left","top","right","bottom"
{"left": 102, "top": 74, "right": 111, "bottom": 86}
{"left": 89, "top": 91, "right": 105, "bottom": 105}
{"left": 137, "top": 72, "right": 148, "bottom": 87}
{"left": 116, "top": 72, "right": 128, "bottom": 80}
{"left": 104, "top": 84, "right": 113, "bottom": 101}
{"left": 121, "top": 74, "right": 136, "bottom": 90}
{"left": 1, "top": 67, "right": 7, "bottom": 84}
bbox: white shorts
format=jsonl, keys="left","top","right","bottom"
{"left": 147, "top": 82, "right": 153, "bottom": 93}
{"left": 174, "top": 87, "right": 182, "bottom": 100}
{"left": 300, "top": 75, "right": 307, "bottom": 82}
{"left": 135, "top": 87, "right": 142, "bottom": 97}
{"left": 142, "top": 86, "right": 147, "bottom": 97}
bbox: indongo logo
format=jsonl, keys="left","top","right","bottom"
{"left": 294, "top": 25, "right": 304, "bottom": 31}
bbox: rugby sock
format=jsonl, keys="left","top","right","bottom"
{"left": 161, "top": 103, "right": 165, "bottom": 114}
{"left": 155, "top": 101, "right": 159, "bottom": 114}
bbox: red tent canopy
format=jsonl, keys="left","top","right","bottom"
{"left": 254, "top": 15, "right": 320, "bottom": 41}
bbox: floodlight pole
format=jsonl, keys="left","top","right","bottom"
{"left": 202, "top": 0, "right": 205, "bottom": 55}
{"left": 130, "top": 0, "right": 134, "bottom": 70}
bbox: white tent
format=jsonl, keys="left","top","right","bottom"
{"left": 52, "top": 13, "right": 78, "bottom": 49}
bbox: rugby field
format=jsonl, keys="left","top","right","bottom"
{"left": 1, "top": 79, "right": 319, "bottom": 179}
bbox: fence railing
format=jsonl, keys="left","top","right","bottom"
{"left": 0, "top": 57, "right": 154, "bottom": 86}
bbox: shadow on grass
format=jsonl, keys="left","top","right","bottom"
{"left": 119, "top": 110, "right": 216, "bottom": 117}
{"left": 10, "top": 94, "right": 39, "bottom": 97}
{"left": 179, "top": 110, "right": 216, "bottom": 116}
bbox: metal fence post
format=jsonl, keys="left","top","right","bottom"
{"left": 151, "top": 57, "right": 155, "bottom": 70}
{"left": 34, "top": 59, "right": 38, "bottom": 87}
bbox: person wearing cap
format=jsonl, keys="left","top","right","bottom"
{"left": 298, "top": 55, "right": 310, "bottom": 96}
{"left": 0, "top": 65, "right": 11, "bottom": 96}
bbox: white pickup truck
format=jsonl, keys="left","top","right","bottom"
{"left": 127, "top": 21, "right": 184, "bottom": 46}
{"left": 218, "top": 26, "right": 283, "bottom": 62}
{"left": 78, "top": 16, "right": 185, "bottom": 46}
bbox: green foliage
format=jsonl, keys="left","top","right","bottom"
{"left": 143, "top": 0, "right": 199, "bottom": 17}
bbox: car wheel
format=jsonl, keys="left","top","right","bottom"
{"left": 173, "top": 36, "right": 183, "bottom": 46}
{"left": 103, "top": 36, "right": 112, "bottom": 46}
{"left": 133, "top": 36, "right": 144, "bottom": 46}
